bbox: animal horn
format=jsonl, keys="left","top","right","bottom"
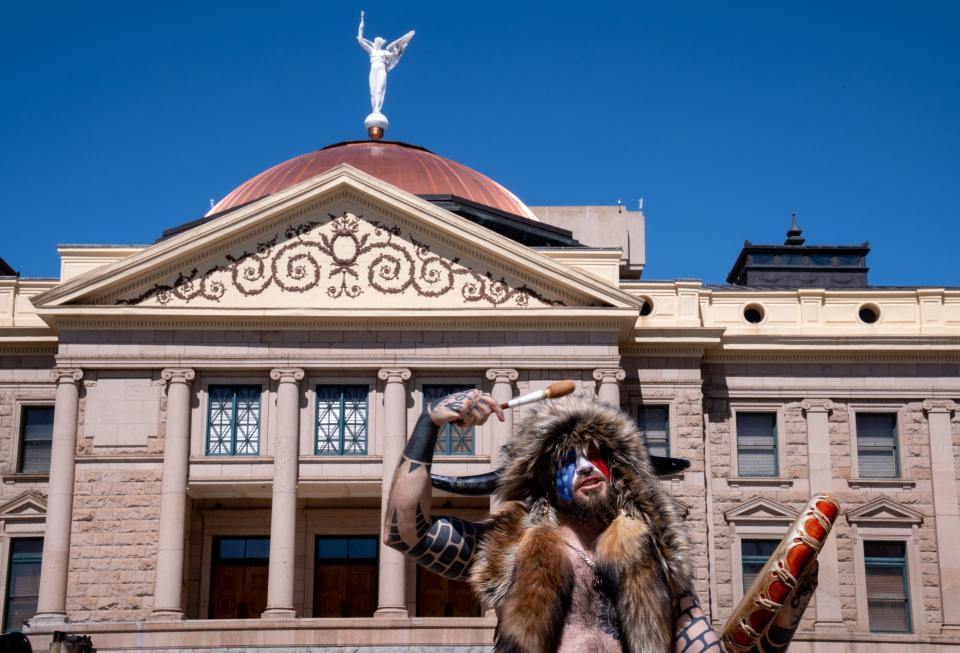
{"left": 430, "top": 470, "right": 501, "bottom": 496}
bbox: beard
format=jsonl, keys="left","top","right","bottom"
{"left": 556, "top": 484, "right": 618, "bottom": 531}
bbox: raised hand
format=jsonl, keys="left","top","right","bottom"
{"left": 427, "top": 389, "right": 504, "bottom": 427}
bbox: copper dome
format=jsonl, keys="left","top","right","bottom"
{"left": 208, "top": 141, "right": 537, "bottom": 220}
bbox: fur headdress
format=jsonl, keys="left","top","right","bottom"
{"left": 470, "top": 393, "right": 693, "bottom": 653}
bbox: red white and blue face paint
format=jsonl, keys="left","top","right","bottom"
{"left": 554, "top": 443, "right": 612, "bottom": 501}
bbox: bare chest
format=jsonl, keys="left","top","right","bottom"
{"left": 556, "top": 547, "right": 624, "bottom": 653}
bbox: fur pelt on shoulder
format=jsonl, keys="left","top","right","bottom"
{"left": 470, "top": 393, "right": 693, "bottom": 653}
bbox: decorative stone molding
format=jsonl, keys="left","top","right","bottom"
{"left": 377, "top": 368, "right": 412, "bottom": 383}
{"left": 160, "top": 368, "right": 196, "bottom": 385}
{"left": 592, "top": 368, "right": 626, "bottom": 383}
{"left": 82, "top": 379, "right": 97, "bottom": 388}
{"left": 50, "top": 368, "right": 83, "bottom": 384}
{"left": 0, "top": 491, "right": 47, "bottom": 520}
{"left": 724, "top": 496, "right": 798, "bottom": 526}
{"left": 113, "top": 212, "right": 565, "bottom": 308}
{"left": 922, "top": 399, "right": 957, "bottom": 414}
{"left": 800, "top": 398, "right": 836, "bottom": 413}
{"left": 485, "top": 368, "right": 519, "bottom": 383}
{"left": 845, "top": 496, "right": 923, "bottom": 526}
{"left": 269, "top": 368, "right": 305, "bottom": 383}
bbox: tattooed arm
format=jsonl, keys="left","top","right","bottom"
{"left": 674, "top": 593, "right": 725, "bottom": 653}
{"left": 673, "top": 563, "right": 819, "bottom": 653}
{"left": 383, "top": 389, "right": 504, "bottom": 580}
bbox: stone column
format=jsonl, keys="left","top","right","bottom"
{"left": 593, "top": 369, "right": 625, "bottom": 407}
{"left": 263, "top": 368, "right": 304, "bottom": 619}
{"left": 800, "top": 399, "right": 844, "bottom": 631}
{"left": 375, "top": 368, "right": 411, "bottom": 618}
{"left": 485, "top": 368, "right": 518, "bottom": 457}
{"left": 32, "top": 368, "right": 83, "bottom": 625}
{"left": 485, "top": 369, "right": 518, "bottom": 515}
{"left": 148, "top": 368, "right": 195, "bottom": 621}
{"left": 922, "top": 400, "right": 960, "bottom": 632}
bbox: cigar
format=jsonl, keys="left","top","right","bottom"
{"left": 500, "top": 380, "right": 577, "bottom": 409}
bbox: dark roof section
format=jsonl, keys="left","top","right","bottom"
{"left": 158, "top": 194, "right": 581, "bottom": 248}
{"left": 726, "top": 215, "right": 870, "bottom": 289}
{"left": 159, "top": 198, "right": 265, "bottom": 241}
{"left": 0, "top": 258, "right": 18, "bottom": 277}
{"left": 420, "top": 195, "right": 580, "bottom": 247}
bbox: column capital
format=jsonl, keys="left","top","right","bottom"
{"left": 160, "top": 368, "right": 196, "bottom": 385}
{"left": 485, "top": 368, "right": 519, "bottom": 383}
{"left": 50, "top": 368, "right": 83, "bottom": 384}
{"left": 270, "top": 368, "right": 305, "bottom": 383}
{"left": 922, "top": 399, "right": 957, "bottom": 415}
{"left": 801, "top": 398, "right": 836, "bottom": 414}
{"left": 592, "top": 368, "right": 625, "bottom": 383}
{"left": 378, "top": 368, "right": 412, "bottom": 382}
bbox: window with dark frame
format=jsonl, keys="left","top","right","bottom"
{"left": 864, "top": 540, "right": 911, "bottom": 633}
{"left": 314, "top": 536, "right": 378, "bottom": 618}
{"left": 637, "top": 405, "right": 669, "bottom": 458}
{"left": 2, "top": 538, "right": 42, "bottom": 632}
{"left": 18, "top": 406, "right": 53, "bottom": 473}
{"left": 422, "top": 384, "right": 475, "bottom": 455}
{"left": 741, "top": 538, "right": 778, "bottom": 592}
{"left": 736, "top": 412, "right": 778, "bottom": 477}
{"left": 315, "top": 385, "right": 369, "bottom": 455}
{"left": 206, "top": 385, "right": 261, "bottom": 456}
{"left": 856, "top": 413, "right": 900, "bottom": 478}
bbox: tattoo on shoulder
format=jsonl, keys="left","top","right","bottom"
{"left": 386, "top": 504, "right": 482, "bottom": 581}
{"left": 674, "top": 593, "right": 725, "bottom": 653}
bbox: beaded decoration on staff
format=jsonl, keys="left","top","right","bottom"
{"left": 721, "top": 492, "right": 840, "bottom": 653}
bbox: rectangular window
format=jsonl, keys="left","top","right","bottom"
{"left": 206, "top": 385, "right": 261, "bottom": 456}
{"left": 741, "top": 539, "right": 778, "bottom": 592}
{"left": 423, "top": 385, "right": 475, "bottom": 455}
{"left": 316, "top": 385, "right": 369, "bottom": 455}
{"left": 3, "top": 538, "right": 43, "bottom": 632}
{"left": 314, "top": 536, "right": 378, "bottom": 617}
{"left": 865, "top": 541, "right": 911, "bottom": 633}
{"left": 637, "top": 405, "right": 669, "bottom": 458}
{"left": 856, "top": 413, "right": 899, "bottom": 478}
{"left": 736, "top": 412, "right": 778, "bottom": 477}
{"left": 19, "top": 407, "right": 53, "bottom": 473}
{"left": 209, "top": 536, "right": 269, "bottom": 619}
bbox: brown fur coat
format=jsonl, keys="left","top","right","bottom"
{"left": 469, "top": 394, "right": 693, "bottom": 653}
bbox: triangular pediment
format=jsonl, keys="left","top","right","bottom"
{"left": 845, "top": 496, "right": 923, "bottom": 526}
{"left": 0, "top": 492, "right": 46, "bottom": 519}
{"left": 724, "top": 496, "right": 798, "bottom": 525}
{"left": 33, "top": 166, "right": 642, "bottom": 320}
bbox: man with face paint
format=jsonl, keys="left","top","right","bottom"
{"left": 384, "top": 389, "right": 818, "bottom": 653}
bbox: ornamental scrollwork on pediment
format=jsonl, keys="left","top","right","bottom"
{"left": 115, "top": 212, "right": 565, "bottom": 307}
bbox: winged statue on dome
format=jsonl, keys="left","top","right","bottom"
{"left": 357, "top": 11, "right": 415, "bottom": 138}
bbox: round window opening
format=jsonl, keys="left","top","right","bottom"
{"left": 639, "top": 297, "right": 654, "bottom": 317}
{"left": 858, "top": 304, "right": 880, "bottom": 324}
{"left": 743, "top": 304, "right": 765, "bottom": 324}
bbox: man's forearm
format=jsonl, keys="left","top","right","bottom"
{"left": 382, "top": 411, "right": 484, "bottom": 580}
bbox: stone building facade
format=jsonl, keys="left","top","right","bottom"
{"left": 0, "top": 140, "right": 958, "bottom": 651}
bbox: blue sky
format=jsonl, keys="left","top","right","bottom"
{"left": 2, "top": 1, "right": 958, "bottom": 285}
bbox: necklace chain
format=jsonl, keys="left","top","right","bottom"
{"left": 564, "top": 542, "right": 604, "bottom": 590}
